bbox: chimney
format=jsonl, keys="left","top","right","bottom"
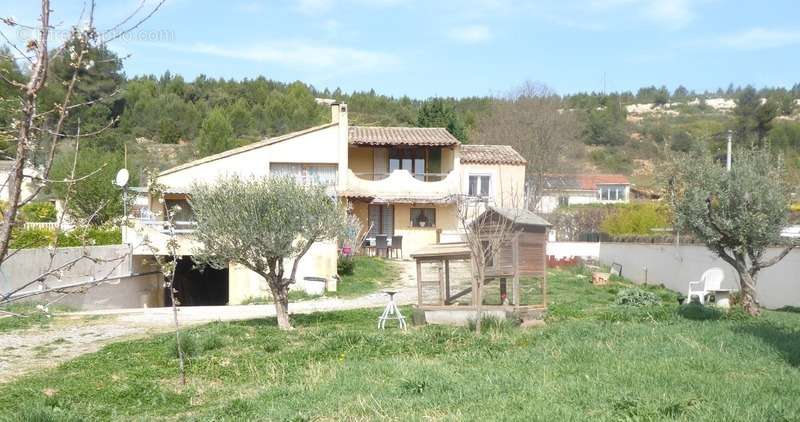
{"left": 332, "top": 103, "right": 349, "bottom": 190}
{"left": 331, "top": 102, "right": 347, "bottom": 125}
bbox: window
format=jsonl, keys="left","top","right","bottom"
{"left": 368, "top": 204, "right": 394, "bottom": 237}
{"left": 468, "top": 175, "right": 491, "bottom": 197}
{"left": 389, "top": 148, "right": 426, "bottom": 181}
{"left": 270, "top": 163, "right": 337, "bottom": 185}
{"left": 598, "top": 185, "right": 627, "bottom": 201}
{"left": 410, "top": 208, "right": 436, "bottom": 227}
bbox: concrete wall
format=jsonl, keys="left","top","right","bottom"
{"left": 227, "top": 240, "right": 338, "bottom": 304}
{"left": 547, "top": 241, "right": 600, "bottom": 260}
{"left": 599, "top": 242, "right": 800, "bottom": 309}
{"left": 0, "top": 246, "right": 163, "bottom": 310}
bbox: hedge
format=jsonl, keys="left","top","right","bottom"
{"left": 9, "top": 227, "right": 121, "bottom": 249}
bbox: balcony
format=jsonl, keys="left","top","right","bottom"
{"left": 123, "top": 218, "right": 201, "bottom": 256}
{"left": 343, "top": 168, "right": 460, "bottom": 201}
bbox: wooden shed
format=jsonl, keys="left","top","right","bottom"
{"left": 411, "top": 207, "right": 550, "bottom": 324}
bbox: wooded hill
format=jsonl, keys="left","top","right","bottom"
{"left": 3, "top": 43, "right": 800, "bottom": 198}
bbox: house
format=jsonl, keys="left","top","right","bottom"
{"left": 123, "top": 103, "right": 528, "bottom": 307}
{"left": 536, "top": 174, "right": 630, "bottom": 214}
{"left": 0, "top": 160, "right": 40, "bottom": 203}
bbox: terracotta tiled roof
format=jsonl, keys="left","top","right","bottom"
{"left": 349, "top": 126, "right": 460, "bottom": 146}
{"left": 543, "top": 174, "right": 630, "bottom": 191}
{"left": 460, "top": 145, "right": 527, "bottom": 165}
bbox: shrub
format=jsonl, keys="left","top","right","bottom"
{"left": 601, "top": 203, "right": 671, "bottom": 236}
{"left": 8, "top": 226, "right": 121, "bottom": 250}
{"left": 20, "top": 202, "right": 57, "bottom": 222}
{"left": 615, "top": 288, "right": 661, "bottom": 307}
{"left": 337, "top": 256, "right": 355, "bottom": 275}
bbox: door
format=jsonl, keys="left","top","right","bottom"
{"left": 368, "top": 204, "right": 394, "bottom": 237}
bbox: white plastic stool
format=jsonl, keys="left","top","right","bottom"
{"left": 378, "top": 290, "right": 406, "bottom": 330}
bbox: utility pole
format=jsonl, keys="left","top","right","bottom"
{"left": 726, "top": 130, "right": 733, "bottom": 171}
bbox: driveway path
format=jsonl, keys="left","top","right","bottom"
{"left": 0, "top": 259, "right": 417, "bottom": 383}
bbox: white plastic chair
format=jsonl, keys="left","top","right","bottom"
{"left": 688, "top": 267, "right": 725, "bottom": 304}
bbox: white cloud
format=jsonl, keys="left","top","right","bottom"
{"left": 156, "top": 41, "right": 399, "bottom": 71}
{"left": 448, "top": 25, "right": 492, "bottom": 43}
{"left": 718, "top": 27, "right": 800, "bottom": 50}
{"left": 641, "top": 0, "right": 694, "bottom": 29}
{"left": 295, "top": 0, "right": 334, "bottom": 15}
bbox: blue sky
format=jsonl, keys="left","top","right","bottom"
{"left": 5, "top": 0, "right": 800, "bottom": 98}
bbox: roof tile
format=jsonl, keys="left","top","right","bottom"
{"left": 460, "top": 145, "right": 527, "bottom": 165}
{"left": 349, "top": 126, "right": 460, "bottom": 146}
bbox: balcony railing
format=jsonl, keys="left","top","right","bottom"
{"left": 136, "top": 218, "right": 198, "bottom": 234}
{"left": 344, "top": 169, "right": 460, "bottom": 200}
{"left": 353, "top": 172, "right": 449, "bottom": 182}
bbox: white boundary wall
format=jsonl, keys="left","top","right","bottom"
{"left": 598, "top": 242, "right": 800, "bottom": 309}
{"left": 0, "top": 245, "right": 163, "bottom": 310}
{"left": 546, "top": 242, "right": 600, "bottom": 260}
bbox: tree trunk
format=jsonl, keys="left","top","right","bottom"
{"left": 268, "top": 278, "right": 292, "bottom": 330}
{"left": 738, "top": 270, "right": 761, "bottom": 316}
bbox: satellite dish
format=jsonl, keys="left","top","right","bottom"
{"left": 115, "top": 168, "right": 130, "bottom": 187}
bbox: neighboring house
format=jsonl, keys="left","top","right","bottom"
{"left": 0, "top": 160, "right": 40, "bottom": 203}
{"left": 536, "top": 174, "right": 630, "bottom": 214}
{"left": 123, "top": 103, "right": 528, "bottom": 307}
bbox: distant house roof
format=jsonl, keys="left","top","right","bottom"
{"left": 542, "top": 174, "right": 630, "bottom": 191}
{"left": 460, "top": 145, "right": 527, "bottom": 166}
{"left": 486, "top": 206, "right": 551, "bottom": 227}
{"left": 159, "top": 123, "right": 337, "bottom": 177}
{"left": 348, "top": 126, "right": 460, "bottom": 147}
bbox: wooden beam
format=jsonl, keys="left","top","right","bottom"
{"left": 542, "top": 229, "right": 548, "bottom": 308}
{"left": 512, "top": 232, "right": 520, "bottom": 307}
{"left": 416, "top": 259, "right": 422, "bottom": 306}
{"left": 444, "top": 259, "right": 450, "bottom": 301}
{"left": 446, "top": 278, "right": 495, "bottom": 304}
{"left": 438, "top": 260, "right": 445, "bottom": 305}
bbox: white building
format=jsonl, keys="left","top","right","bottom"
{"left": 536, "top": 174, "right": 631, "bottom": 214}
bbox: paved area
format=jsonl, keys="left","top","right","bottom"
{"left": 0, "top": 259, "right": 418, "bottom": 383}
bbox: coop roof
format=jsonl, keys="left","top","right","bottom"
{"left": 484, "top": 206, "right": 551, "bottom": 227}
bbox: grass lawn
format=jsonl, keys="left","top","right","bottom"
{"left": 1, "top": 268, "right": 799, "bottom": 421}
{"left": 335, "top": 256, "right": 396, "bottom": 298}
{"left": 0, "top": 303, "right": 74, "bottom": 333}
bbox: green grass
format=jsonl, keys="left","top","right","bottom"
{"left": 0, "top": 302, "right": 74, "bottom": 333}
{"left": 1, "top": 268, "right": 799, "bottom": 421}
{"left": 335, "top": 256, "right": 395, "bottom": 297}
{"left": 239, "top": 290, "right": 321, "bottom": 305}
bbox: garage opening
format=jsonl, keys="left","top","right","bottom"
{"left": 165, "top": 256, "right": 229, "bottom": 306}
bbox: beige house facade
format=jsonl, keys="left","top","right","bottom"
{"left": 124, "top": 103, "right": 527, "bottom": 306}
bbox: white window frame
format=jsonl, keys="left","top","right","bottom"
{"left": 467, "top": 174, "right": 492, "bottom": 198}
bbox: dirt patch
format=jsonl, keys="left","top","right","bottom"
{"left": 0, "top": 316, "right": 170, "bottom": 383}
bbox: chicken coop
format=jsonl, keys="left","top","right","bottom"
{"left": 410, "top": 207, "right": 550, "bottom": 325}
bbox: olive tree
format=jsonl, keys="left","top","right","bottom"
{"left": 671, "top": 148, "right": 797, "bottom": 315}
{"left": 190, "top": 176, "right": 346, "bottom": 329}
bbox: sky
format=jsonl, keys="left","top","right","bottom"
{"left": 4, "top": 0, "right": 800, "bottom": 98}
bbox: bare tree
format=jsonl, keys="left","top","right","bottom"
{"left": 472, "top": 81, "right": 582, "bottom": 209}
{"left": 456, "top": 197, "right": 517, "bottom": 335}
{"left": 0, "top": 1, "right": 164, "bottom": 310}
